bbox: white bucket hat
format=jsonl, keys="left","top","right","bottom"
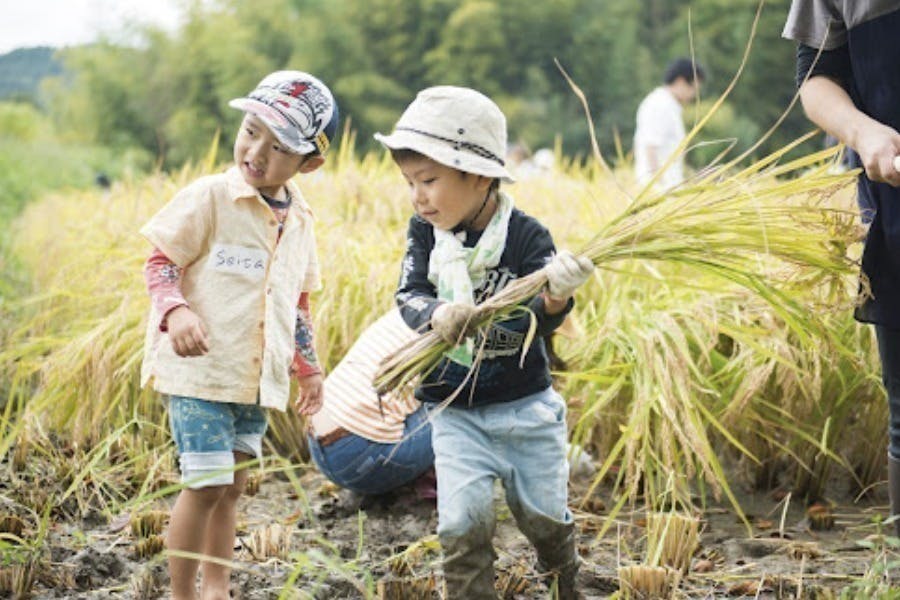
{"left": 374, "top": 86, "right": 515, "bottom": 183}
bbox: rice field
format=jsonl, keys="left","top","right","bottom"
{"left": 1, "top": 138, "right": 899, "bottom": 598}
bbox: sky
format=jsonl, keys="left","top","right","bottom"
{"left": 0, "top": 0, "right": 184, "bottom": 55}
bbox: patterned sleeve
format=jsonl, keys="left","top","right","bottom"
{"left": 395, "top": 216, "right": 443, "bottom": 331}
{"left": 143, "top": 248, "right": 189, "bottom": 332}
{"left": 290, "top": 292, "right": 322, "bottom": 378}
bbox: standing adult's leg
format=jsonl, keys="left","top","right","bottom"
{"left": 876, "top": 325, "right": 900, "bottom": 536}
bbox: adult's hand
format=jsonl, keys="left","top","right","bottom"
{"left": 854, "top": 120, "right": 900, "bottom": 187}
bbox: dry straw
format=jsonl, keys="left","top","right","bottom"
{"left": 130, "top": 509, "right": 168, "bottom": 539}
{"left": 645, "top": 512, "right": 700, "bottom": 573}
{"left": 244, "top": 522, "right": 293, "bottom": 560}
{"left": 617, "top": 564, "right": 680, "bottom": 600}
{"left": 374, "top": 142, "right": 857, "bottom": 395}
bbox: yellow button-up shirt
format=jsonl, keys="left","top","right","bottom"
{"left": 140, "top": 166, "right": 320, "bottom": 411}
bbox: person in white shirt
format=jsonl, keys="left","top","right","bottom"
{"left": 633, "top": 57, "right": 706, "bottom": 189}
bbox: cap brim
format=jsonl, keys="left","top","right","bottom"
{"left": 374, "top": 130, "right": 515, "bottom": 183}
{"left": 229, "top": 98, "right": 316, "bottom": 155}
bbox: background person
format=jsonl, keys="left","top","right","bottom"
{"left": 633, "top": 57, "right": 706, "bottom": 189}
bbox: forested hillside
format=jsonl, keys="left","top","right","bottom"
{"left": 21, "top": 0, "right": 805, "bottom": 167}
{"left": 0, "top": 46, "right": 61, "bottom": 102}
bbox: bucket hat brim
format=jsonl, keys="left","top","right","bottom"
{"left": 374, "top": 129, "right": 515, "bottom": 183}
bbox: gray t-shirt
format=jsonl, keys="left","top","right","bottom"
{"left": 782, "top": 0, "right": 900, "bottom": 49}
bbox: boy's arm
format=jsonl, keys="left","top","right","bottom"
{"left": 291, "top": 292, "right": 323, "bottom": 416}
{"left": 396, "top": 217, "right": 443, "bottom": 331}
{"left": 143, "top": 248, "right": 209, "bottom": 355}
{"left": 291, "top": 292, "right": 322, "bottom": 378}
{"left": 517, "top": 220, "right": 577, "bottom": 336}
{"left": 143, "top": 248, "right": 189, "bottom": 331}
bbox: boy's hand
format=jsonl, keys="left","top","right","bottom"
{"left": 545, "top": 250, "right": 594, "bottom": 300}
{"left": 294, "top": 373, "right": 324, "bottom": 416}
{"left": 166, "top": 306, "right": 210, "bottom": 356}
{"left": 431, "top": 303, "right": 476, "bottom": 346}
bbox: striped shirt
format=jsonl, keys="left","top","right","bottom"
{"left": 321, "top": 309, "right": 421, "bottom": 442}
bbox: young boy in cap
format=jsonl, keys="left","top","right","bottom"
{"left": 375, "top": 86, "right": 593, "bottom": 599}
{"left": 140, "top": 70, "right": 338, "bottom": 600}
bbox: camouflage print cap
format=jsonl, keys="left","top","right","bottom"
{"left": 229, "top": 71, "right": 339, "bottom": 155}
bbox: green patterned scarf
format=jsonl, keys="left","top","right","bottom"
{"left": 428, "top": 192, "right": 514, "bottom": 365}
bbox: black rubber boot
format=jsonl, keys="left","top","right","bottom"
{"left": 440, "top": 529, "right": 498, "bottom": 600}
{"left": 527, "top": 519, "right": 583, "bottom": 600}
{"left": 889, "top": 455, "right": 900, "bottom": 538}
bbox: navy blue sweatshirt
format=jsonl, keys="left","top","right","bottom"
{"left": 396, "top": 208, "right": 572, "bottom": 407}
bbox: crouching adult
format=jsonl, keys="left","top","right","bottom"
{"left": 307, "top": 309, "right": 434, "bottom": 496}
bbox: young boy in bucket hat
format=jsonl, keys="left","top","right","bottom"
{"left": 375, "top": 86, "right": 593, "bottom": 599}
{"left": 140, "top": 70, "right": 338, "bottom": 599}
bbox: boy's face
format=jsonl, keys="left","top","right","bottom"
{"left": 398, "top": 156, "right": 492, "bottom": 231}
{"left": 234, "top": 114, "right": 319, "bottom": 196}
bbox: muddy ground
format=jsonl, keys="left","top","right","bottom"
{"left": 17, "top": 462, "right": 900, "bottom": 599}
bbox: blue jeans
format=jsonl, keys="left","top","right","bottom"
{"left": 876, "top": 326, "right": 900, "bottom": 459}
{"left": 168, "top": 396, "right": 268, "bottom": 489}
{"left": 307, "top": 405, "right": 434, "bottom": 495}
{"left": 431, "top": 387, "right": 577, "bottom": 598}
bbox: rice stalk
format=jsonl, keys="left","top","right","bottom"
{"left": 617, "top": 564, "right": 680, "bottom": 600}
{"left": 244, "top": 522, "right": 292, "bottom": 560}
{"left": 134, "top": 534, "right": 165, "bottom": 559}
{"left": 376, "top": 574, "right": 437, "bottom": 600}
{"left": 645, "top": 512, "right": 700, "bottom": 573}
{"left": 0, "top": 560, "right": 38, "bottom": 599}
{"left": 129, "top": 565, "right": 163, "bottom": 600}
{"left": 130, "top": 509, "right": 168, "bottom": 539}
{"left": 374, "top": 148, "right": 857, "bottom": 394}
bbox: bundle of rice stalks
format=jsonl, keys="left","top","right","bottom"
{"left": 374, "top": 141, "right": 857, "bottom": 395}
{"left": 130, "top": 565, "right": 163, "bottom": 600}
{"left": 645, "top": 512, "right": 700, "bottom": 573}
{"left": 244, "top": 522, "right": 292, "bottom": 560}
{"left": 0, "top": 562, "right": 40, "bottom": 598}
{"left": 617, "top": 564, "right": 680, "bottom": 600}
{"left": 130, "top": 509, "right": 167, "bottom": 539}
{"left": 133, "top": 534, "right": 165, "bottom": 559}
{"left": 806, "top": 503, "right": 835, "bottom": 531}
{"left": 376, "top": 574, "right": 437, "bottom": 600}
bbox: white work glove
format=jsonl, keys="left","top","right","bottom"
{"left": 545, "top": 250, "right": 594, "bottom": 300}
{"left": 431, "top": 302, "right": 476, "bottom": 346}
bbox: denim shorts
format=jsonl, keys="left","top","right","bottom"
{"left": 168, "top": 396, "right": 268, "bottom": 489}
{"left": 308, "top": 405, "right": 434, "bottom": 495}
